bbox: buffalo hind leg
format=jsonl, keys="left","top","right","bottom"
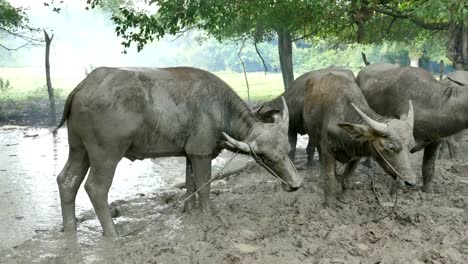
{"left": 183, "top": 158, "right": 196, "bottom": 212}
{"left": 288, "top": 131, "right": 298, "bottom": 162}
{"left": 188, "top": 155, "right": 212, "bottom": 213}
{"left": 422, "top": 141, "right": 440, "bottom": 192}
{"left": 57, "top": 146, "right": 89, "bottom": 232}
{"left": 447, "top": 133, "right": 462, "bottom": 160}
{"left": 321, "top": 146, "right": 338, "bottom": 207}
{"left": 85, "top": 152, "right": 121, "bottom": 237}
{"left": 306, "top": 140, "right": 316, "bottom": 167}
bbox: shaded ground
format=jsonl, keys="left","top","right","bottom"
{"left": 0, "top": 98, "right": 65, "bottom": 127}
{"left": 0, "top": 131, "right": 468, "bottom": 263}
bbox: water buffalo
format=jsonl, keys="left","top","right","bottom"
{"left": 55, "top": 67, "right": 303, "bottom": 236}
{"left": 303, "top": 73, "right": 416, "bottom": 207}
{"left": 439, "top": 70, "right": 468, "bottom": 160}
{"left": 254, "top": 67, "right": 355, "bottom": 167}
{"left": 357, "top": 63, "right": 468, "bottom": 192}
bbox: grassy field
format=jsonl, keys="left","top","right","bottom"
{"left": 0, "top": 67, "right": 286, "bottom": 102}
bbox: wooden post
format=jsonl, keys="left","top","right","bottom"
{"left": 44, "top": 29, "right": 56, "bottom": 127}
{"left": 439, "top": 60, "right": 445, "bottom": 81}
{"left": 361, "top": 52, "right": 370, "bottom": 65}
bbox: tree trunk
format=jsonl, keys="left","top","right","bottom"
{"left": 447, "top": 23, "right": 468, "bottom": 70}
{"left": 277, "top": 28, "right": 294, "bottom": 90}
{"left": 44, "top": 29, "right": 56, "bottom": 127}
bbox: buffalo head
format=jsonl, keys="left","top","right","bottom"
{"left": 223, "top": 97, "right": 303, "bottom": 191}
{"left": 338, "top": 101, "right": 417, "bottom": 187}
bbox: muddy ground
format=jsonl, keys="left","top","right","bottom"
{"left": 1, "top": 131, "right": 468, "bottom": 263}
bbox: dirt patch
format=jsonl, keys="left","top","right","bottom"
{"left": 1, "top": 148, "right": 468, "bottom": 264}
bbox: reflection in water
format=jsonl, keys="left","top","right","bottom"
{"left": 0, "top": 126, "right": 187, "bottom": 249}
{"left": 0, "top": 125, "right": 274, "bottom": 250}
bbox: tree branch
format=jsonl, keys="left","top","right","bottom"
{"left": 172, "top": 25, "right": 197, "bottom": 41}
{"left": 292, "top": 32, "right": 314, "bottom": 42}
{"left": 0, "top": 40, "right": 34, "bottom": 51}
{"left": 386, "top": 17, "right": 397, "bottom": 34}
{"left": 0, "top": 26, "right": 41, "bottom": 42}
{"left": 254, "top": 40, "right": 268, "bottom": 74}
{"left": 373, "top": 6, "right": 450, "bottom": 31}
{"left": 238, "top": 39, "right": 250, "bottom": 102}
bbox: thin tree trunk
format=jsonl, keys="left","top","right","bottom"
{"left": 361, "top": 52, "right": 370, "bottom": 65}
{"left": 237, "top": 39, "right": 250, "bottom": 102}
{"left": 277, "top": 28, "right": 294, "bottom": 90}
{"left": 44, "top": 29, "right": 56, "bottom": 127}
{"left": 447, "top": 23, "right": 468, "bottom": 70}
{"left": 439, "top": 60, "right": 444, "bottom": 81}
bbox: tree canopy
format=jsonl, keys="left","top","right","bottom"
{"left": 0, "top": 0, "right": 41, "bottom": 50}
{"left": 348, "top": 0, "right": 467, "bottom": 69}
{"left": 84, "top": 0, "right": 468, "bottom": 78}
{"left": 88, "top": 0, "right": 354, "bottom": 89}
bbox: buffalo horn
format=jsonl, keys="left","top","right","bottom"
{"left": 222, "top": 132, "right": 255, "bottom": 153}
{"left": 350, "top": 103, "right": 388, "bottom": 134}
{"left": 402, "top": 100, "right": 414, "bottom": 127}
{"left": 281, "top": 97, "right": 289, "bottom": 129}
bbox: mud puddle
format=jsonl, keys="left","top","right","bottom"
{"left": 0, "top": 126, "right": 248, "bottom": 250}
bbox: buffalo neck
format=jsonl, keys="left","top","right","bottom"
{"left": 223, "top": 97, "right": 257, "bottom": 142}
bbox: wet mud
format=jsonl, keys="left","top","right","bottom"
{"left": 1, "top": 128, "right": 468, "bottom": 263}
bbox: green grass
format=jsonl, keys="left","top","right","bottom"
{"left": 0, "top": 67, "right": 286, "bottom": 102}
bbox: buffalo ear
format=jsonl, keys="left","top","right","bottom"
{"left": 338, "top": 123, "right": 372, "bottom": 141}
{"left": 257, "top": 109, "right": 281, "bottom": 123}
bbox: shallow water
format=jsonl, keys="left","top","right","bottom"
{"left": 0, "top": 126, "right": 243, "bottom": 249}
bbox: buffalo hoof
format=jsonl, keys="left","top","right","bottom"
{"left": 62, "top": 220, "right": 78, "bottom": 233}
{"left": 322, "top": 195, "right": 338, "bottom": 208}
{"left": 200, "top": 204, "right": 212, "bottom": 214}
{"left": 183, "top": 200, "right": 196, "bottom": 213}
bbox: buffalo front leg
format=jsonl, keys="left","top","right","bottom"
{"left": 57, "top": 148, "right": 89, "bottom": 232}
{"left": 183, "top": 158, "right": 196, "bottom": 212}
{"left": 85, "top": 158, "right": 120, "bottom": 237}
{"left": 422, "top": 141, "right": 440, "bottom": 193}
{"left": 339, "top": 159, "right": 359, "bottom": 192}
{"left": 188, "top": 155, "right": 212, "bottom": 213}
{"left": 321, "top": 147, "right": 338, "bottom": 207}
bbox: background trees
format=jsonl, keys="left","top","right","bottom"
{"left": 89, "top": 0, "right": 466, "bottom": 91}
{"left": 89, "top": 0, "right": 350, "bottom": 90}
{"left": 348, "top": 0, "right": 467, "bottom": 70}
{"left": 0, "top": 0, "right": 41, "bottom": 50}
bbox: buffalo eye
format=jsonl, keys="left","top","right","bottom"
{"left": 387, "top": 141, "right": 402, "bottom": 152}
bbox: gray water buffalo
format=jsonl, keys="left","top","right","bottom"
{"left": 303, "top": 73, "right": 416, "bottom": 206}
{"left": 357, "top": 63, "right": 468, "bottom": 192}
{"left": 254, "top": 67, "right": 355, "bottom": 167}
{"left": 55, "top": 67, "right": 303, "bottom": 236}
{"left": 439, "top": 70, "right": 468, "bottom": 160}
